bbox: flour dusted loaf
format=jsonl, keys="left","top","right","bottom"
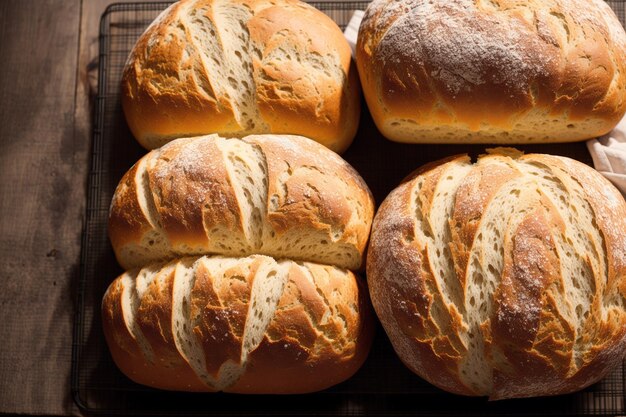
{"left": 356, "top": 0, "right": 626, "bottom": 144}
{"left": 108, "top": 134, "right": 374, "bottom": 271}
{"left": 367, "top": 149, "right": 626, "bottom": 399}
{"left": 104, "top": 134, "right": 375, "bottom": 393}
{"left": 121, "top": 0, "right": 360, "bottom": 153}
{"left": 102, "top": 255, "right": 373, "bottom": 393}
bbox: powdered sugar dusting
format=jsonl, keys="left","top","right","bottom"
{"left": 590, "top": 0, "right": 626, "bottom": 50}
{"left": 556, "top": 155, "right": 626, "bottom": 270}
{"left": 372, "top": 0, "right": 557, "bottom": 95}
{"left": 124, "top": 2, "right": 179, "bottom": 68}
{"left": 368, "top": 150, "right": 626, "bottom": 398}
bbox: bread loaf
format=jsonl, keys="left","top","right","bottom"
{"left": 356, "top": 0, "right": 626, "bottom": 144}
{"left": 108, "top": 134, "right": 374, "bottom": 271}
{"left": 121, "top": 0, "right": 360, "bottom": 153}
{"left": 102, "top": 255, "right": 374, "bottom": 393}
{"left": 366, "top": 149, "right": 626, "bottom": 399}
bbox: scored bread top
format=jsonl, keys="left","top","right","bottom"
{"left": 366, "top": 149, "right": 626, "bottom": 399}
{"left": 101, "top": 254, "right": 374, "bottom": 393}
{"left": 356, "top": 0, "right": 626, "bottom": 143}
{"left": 121, "top": 0, "right": 360, "bottom": 153}
{"left": 108, "top": 134, "right": 375, "bottom": 271}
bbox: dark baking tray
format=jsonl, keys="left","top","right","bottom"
{"left": 73, "top": 1, "right": 626, "bottom": 415}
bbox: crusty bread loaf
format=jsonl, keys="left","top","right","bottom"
{"left": 366, "top": 148, "right": 626, "bottom": 399}
{"left": 108, "top": 134, "right": 374, "bottom": 271}
{"left": 121, "top": 0, "right": 360, "bottom": 153}
{"left": 356, "top": 0, "right": 626, "bottom": 144}
{"left": 102, "top": 255, "right": 374, "bottom": 393}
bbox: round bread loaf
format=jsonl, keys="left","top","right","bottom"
{"left": 366, "top": 149, "right": 626, "bottom": 399}
{"left": 121, "top": 0, "right": 360, "bottom": 153}
{"left": 356, "top": 0, "right": 626, "bottom": 144}
{"left": 102, "top": 255, "right": 374, "bottom": 393}
{"left": 108, "top": 134, "right": 374, "bottom": 271}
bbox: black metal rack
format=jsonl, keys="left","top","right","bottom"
{"left": 608, "top": 1, "right": 625, "bottom": 22}
{"left": 73, "top": 2, "right": 626, "bottom": 415}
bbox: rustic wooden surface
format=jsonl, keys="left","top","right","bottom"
{"left": 0, "top": 0, "right": 141, "bottom": 415}
{"left": 0, "top": 1, "right": 83, "bottom": 415}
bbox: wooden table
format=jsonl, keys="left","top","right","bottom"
{"left": 0, "top": 1, "right": 142, "bottom": 415}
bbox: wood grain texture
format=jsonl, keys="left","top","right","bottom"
{"left": 0, "top": 0, "right": 84, "bottom": 414}
{"left": 0, "top": 0, "right": 146, "bottom": 414}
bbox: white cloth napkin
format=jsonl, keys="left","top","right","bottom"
{"left": 586, "top": 116, "right": 626, "bottom": 196}
{"left": 343, "top": 10, "right": 364, "bottom": 59}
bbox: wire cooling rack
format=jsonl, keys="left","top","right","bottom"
{"left": 608, "top": 1, "right": 626, "bottom": 21}
{"left": 73, "top": 2, "right": 626, "bottom": 415}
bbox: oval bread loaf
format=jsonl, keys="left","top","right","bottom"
{"left": 108, "top": 134, "right": 375, "bottom": 271}
{"left": 367, "top": 149, "right": 626, "bottom": 399}
{"left": 102, "top": 255, "right": 374, "bottom": 393}
{"left": 356, "top": 0, "right": 626, "bottom": 144}
{"left": 121, "top": 0, "right": 360, "bottom": 153}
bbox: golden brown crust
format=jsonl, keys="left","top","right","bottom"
{"left": 356, "top": 0, "right": 626, "bottom": 143}
{"left": 108, "top": 134, "right": 374, "bottom": 271}
{"left": 105, "top": 133, "right": 375, "bottom": 394}
{"left": 251, "top": 134, "right": 374, "bottom": 259}
{"left": 121, "top": 0, "right": 359, "bottom": 153}
{"left": 231, "top": 263, "right": 374, "bottom": 394}
{"left": 366, "top": 158, "right": 473, "bottom": 396}
{"left": 449, "top": 160, "right": 521, "bottom": 292}
{"left": 191, "top": 258, "right": 257, "bottom": 379}
{"left": 148, "top": 138, "right": 243, "bottom": 251}
{"left": 367, "top": 150, "right": 626, "bottom": 399}
{"left": 101, "top": 268, "right": 210, "bottom": 391}
{"left": 134, "top": 264, "right": 203, "bottom": 389}
{"left": 107, "top": 160, "right": 151, "bottom": 249}
{"left": 490, "top": 205, "right": 574, "bottom": 399}
{"left": 249, "top": 3, "right": 361, "bottom": 153}
{"left": 101, "top": 256, "right": 374, "bottom": 394}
